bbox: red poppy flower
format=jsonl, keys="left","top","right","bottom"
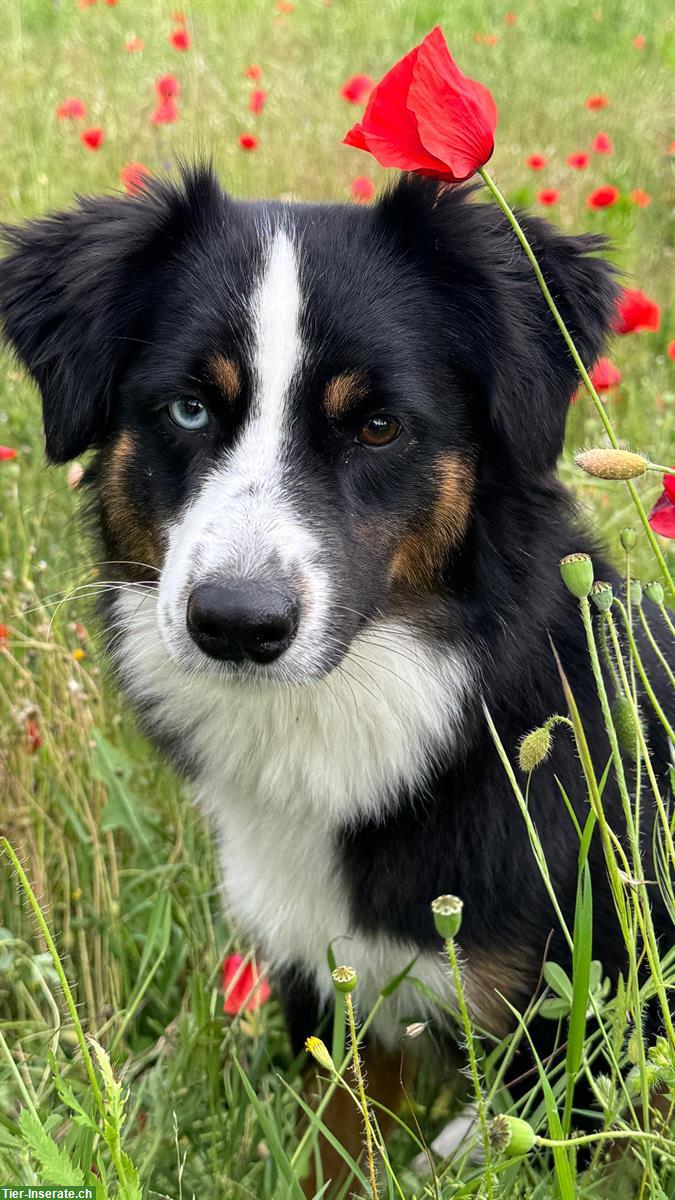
{"left": 238, "top": 133, "right": 259, "bottom": 150}
{"left": 151, "top": 98, "right": 179, "bottom": 124}
{"left": 248, "top": 88, "right": 267, "bottom": 114}
{"left": 526, "top": 153, "right": 547, "bottom": 170}
{"left": 648, "top": 475, "right": 675, "bottom": 539}
{"left": 222, "top": 954, "right": 271, "bottom": 1014}
{"left": 276, "top": 0, "right": 294, "bottom": 11}
{"left": 26, "top": 720, "right": 41, "bottom": 753}
{"left": 124, "top": 36, "right": 144, "bottom": 52}
{"left": 537, "top": 188, "right": 559, "bottom": 206}
{"left": 104, "top": 0, "right": 119, "bottom": 5}
{"left": 340, "top": 74, "right": 374, "bottom": 104}
{"left": 56, "top": 96, "right": 86, "bottom": 120}
{"left": 484, "top": 34, "right": 498, "bottom": 46}
{"left": 0, "top": 446, "right": 17, "bottom": 461}
{"left": 614, "top": 288, "right": 660, "bottom": 334}
{"left": 566, "top": 151, "right": 589, "bottom": 169}
{"left": 120, "top": 162, "right": 152, "bottom": 196}
{"left": 587, "top": 185, "right": 619, "bottom": 209}
{"left": 592, "top": 131, "right": 613, "bottom": 154}
{"left": 504, "top": 11, "right": 518, "bottom": 23}
{"left": 585, "top": 94, "right": 608, "bottom": 110}
{"left": 0, "top": 625, "right": 9, "bottom": 645}
{"left": 156, "top": 74, "right": 180, "bottom": 99}
{"left": 629, "top": 189, "right": 651, "bottom": 207}
{"left": 80, "top": 127, "right": 104, "bottom": 151}
{"left": 343, "top": 26, "right": 497, "bottom": 182}
{"left": 172, "top": 10, "right": 186, "bottom": 21}
{"left": 633, "top": 35, "right": 645, "bottom": 50}
{"left": 351, "top": 175, "right": 375, "bottom": 203}
{"left": 170, "top": 28, "right": 191, "bottom": 50}
{"left": 77, "top": 0, "right": 97, "bottom": 8}
{"left": 668, "top": 341, "right": 675, "bottom": 361}
{"left": 245, "top": 64, "right": 262, "bottom": 81}
{"left": 589, "top": 357, "right": 621, "bottom": 392}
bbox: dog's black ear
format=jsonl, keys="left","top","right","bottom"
{"left": 0, "top": 166, "right": 224, "bottom": 463}
{"left": 378, "top": 177, "right": 619, "bottom": 474}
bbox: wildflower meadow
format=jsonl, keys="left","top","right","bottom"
{"left": 0, "top": 1, "right": 673, "bottom": 1198}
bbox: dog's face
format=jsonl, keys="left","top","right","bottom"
{"left": 0, "top": 170, "right": 616, "bottom": 685}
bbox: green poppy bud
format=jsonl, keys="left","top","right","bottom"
{"left": 560, "top": 553, "right": 594, "bottom": 599}
{"left": 620, "top": 528, "right": 638, "bottom": 552}
{"left": 613, "top": 697, "right": 642, "bottom": 760}
{"left": 590, "top": 581, "right": 613, "bottom": 612}
{"left": 431, "top": 894, "right": 463, "bottom": 939}
{"left": 644, "top": 581, "right": 664, "bottom": 606}
{"left": 331, "top": 965, "right": 357, "bottom": 994}
{"left": 488, "top": 1114, "right": 536, "bottom": 1157}
{"left": 518, "top": 725, "right": 553, "bottom": 772}
{"left": 305, "top": 1036, "right": 337, "bottom": 1074}
{"left": 628, "top": 579, "right": 642, "bottom": 606}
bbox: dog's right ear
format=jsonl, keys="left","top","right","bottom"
{"left": 0, "top": 166, "right": 224, "bottom": 463}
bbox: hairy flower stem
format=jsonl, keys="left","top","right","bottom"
{"left": 444, "top": 937, "right": 494, "bottom": 1196}
{"left": 536, "top": 1129, "right": 673, "bottom": 1153}
{"left": 1, "top": 837, "right": 106, "bottom": 1122}
{"left": 478, "top": 167, "right": 674, "bottom": 600}
{"left": 614, "top": 601, "right": 675, "bottom": 744}
{"left": 638, "top": 607, "right": 675, "bottom": 687}
{"left": 344, "top": 991, "right": 379, "bottom": 1200}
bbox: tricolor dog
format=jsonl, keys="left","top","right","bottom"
{"left": 1, "top": 168, "right": 671, "bottom": 1184}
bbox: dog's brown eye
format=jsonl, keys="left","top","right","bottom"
{"left": 357, "top": 415, "right": 401, "bottom": 448}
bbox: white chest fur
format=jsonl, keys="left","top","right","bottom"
{"left": 113, "top": 591, "right": 473, "bottom": 1044}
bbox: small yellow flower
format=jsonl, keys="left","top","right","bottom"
{"left": 305, "top": 1036, "right": 336, "bottom": 1074}
{"left": 72, "top": 648, "right": 85, "bottom": 661}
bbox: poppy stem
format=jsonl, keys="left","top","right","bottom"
{"left": 478, "top": 167, "right": 674, "bottom": 601}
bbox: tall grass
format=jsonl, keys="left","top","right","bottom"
{"left": 1, "top": 0, "right": 673, "bottom": 1196}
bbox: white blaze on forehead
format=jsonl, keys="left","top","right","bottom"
{"left": 244, "top": 225, "right": 303, "bottom": 474}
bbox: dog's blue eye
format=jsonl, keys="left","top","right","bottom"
{"left": 168, "top": 398, "right": 209, "bottom": 431}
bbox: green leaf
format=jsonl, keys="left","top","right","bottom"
{"left": 543, "top": 962, "right": 573, "bottom": 1003}
{"left": 233, "top": 1054, "right": 305, "bottom": 1200}
{"left": 92, "top": 729, "right": 152, "bottom": 849}
{"left": 18, "top": 1108, "right": 85, "bottom": 1185}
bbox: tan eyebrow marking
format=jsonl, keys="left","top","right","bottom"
{"left": 210, "top": 354, "right": 241, "bottom": 402}
{"left": 323, "top": 371, "right": 368, "bottom": 419}
{"left": 389, "top": 452, "right": 475, "bottom": 592}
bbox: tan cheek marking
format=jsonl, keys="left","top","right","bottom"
{"left": 100, "top": 432, "right": 163, "bottom": 579}
{"left": 323, "top": 370, "right": 367, "bottom": 420}
{"left": 389, "top": 452, "right": 475, "bottom": 592}
{"left": 463, "top": 948, "right": 538, "bottom": 1037}
{"left": 210, "top": 354, "right": 241, "bottom": 402}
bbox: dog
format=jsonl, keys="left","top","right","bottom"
{"left": 1, "top": 167, "right": 672, "bottom": 1187}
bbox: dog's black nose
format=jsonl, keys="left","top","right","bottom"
{"left": 186, "top": 580, "right": 299, "bottom": 664}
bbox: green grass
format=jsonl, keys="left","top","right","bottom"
{"left": 0, "top": 0, "right": 673, "bottom": 1196}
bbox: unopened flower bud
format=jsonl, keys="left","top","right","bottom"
{"left": 575, "top": 448, "right": 648, "bottom": 480}
{"left": 590, "top": 581, "right": 614, "bottom": 612}
{"left": 628, "top": 580, "right": 642, "bottom": 606}
{"left": 305, "top": 1036, "right": 337, "bottom": 1074}
{"left": 405, "top": 1022, "right": 428, "bottom": 1040}
{"left": 560, "top": 553, "right": 594, "bottom": 599}
{"left": 488, "top": 1114, "right": 536, "bottom": 1157}
{"left": 643, "top": 581, "right": 664, "bottom": 606}
{"left": 620, "top": 528, "right": 637, "bottom": 552}
{"left": 518, "top": 725, "right": 552, "bottom": 772}
{"left": 613, "top": 697, "right": 642, "bottom": 759}
{"left": 431, "top": 894, "right": 463, "bottom": 939}
{"left": 331, "top": 965, "right": 357, "bottom": 994}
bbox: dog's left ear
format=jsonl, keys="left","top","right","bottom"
{"left": 378, "top": 177, "right": 619, "bottom": 474}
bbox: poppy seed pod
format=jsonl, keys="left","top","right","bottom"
{"left": 590, "top": 581, "right": 614, "bottom": 612}
{"left": 431, "top": 894, "right": 463, "bottom": 938}
{"left": 575, "top": 448, "right": 648, "bottom": 480}
{"left": 305, "top": 1036, "right": 336, "bottom": 1074}
{"left": 518, "top": 725, "right": 553, "bottom": 772}
{"left": 560, "top": 553, "right": 594, "bottom": 599}
{"left": 331, "top": 965, "right": 358, "bottom": 994}
{"left": 620, "top": 527, "right": 638, "bottom": 551}
{"left": 643, "top": 581, "right": 664, "bottom": 606}
{"left": 488, "top": 1114, "right": 536, "bottom": 1157}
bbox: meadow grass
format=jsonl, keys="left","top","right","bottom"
{"left": 0, "top": 1, "right": 673, "bottom": 1196}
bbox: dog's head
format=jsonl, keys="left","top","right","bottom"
{"left": 0, "top": 168, "right": 617, "bottom": 684}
